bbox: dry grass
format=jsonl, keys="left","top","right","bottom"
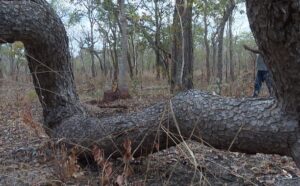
{"left": 0, "top": 70, "right": 288, "bottom": 185}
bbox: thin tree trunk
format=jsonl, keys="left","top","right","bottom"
{"left": 217, "top": 0, "right": 235, "bottom": 84}
{"left": 229, "top": 14, "right": 234, "bottom": 82}
{"left": 102, "top": 41, "right": 107, "bottom": 76}
{"left": 90, "top": 27, "right": 96, "bottom": 78}
{"left": 0, "top": 50, "right": 3, "bottom": 85}
{"left": 211, "top": 32, "right": 218, "bottom": 78}
{"left": 204, "top": 0, "right": 210, "bottom": 84}
{"left": 154, "top": 0, "right": 161, "bottom": 80}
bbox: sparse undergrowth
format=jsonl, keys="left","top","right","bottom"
{"left": 0, "top": 79, "right": 297, "bottom": 185}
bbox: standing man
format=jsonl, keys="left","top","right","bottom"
{"left": 253, "top": 54, "right": 273, "bottom": 97}
{"left": 244, "top": 45, "right": 273, "bottom": 97}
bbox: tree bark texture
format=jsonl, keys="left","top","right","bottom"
{"left": 246, "top": 0, "right": 300, "bottom": 166}
{"left": 2, "top": 0, "right": 300, "bottom": 168}
{"left": 53, "top": 91, "right": 299, "bottom": 160}
{"left": 170, "top": 0, "right": 194, "bottom": 93}
{"left": 246, "top": 0, "right": 300, "bottom": 116}
{"left": 0, "top": 0, "right": 84, "bottom": 128}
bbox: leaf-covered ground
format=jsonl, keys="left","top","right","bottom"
{"left": 0, "top": 82, "right": 300, "bottom": 185}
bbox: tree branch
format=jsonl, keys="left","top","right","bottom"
{"left": 243, "top": 44, "right": 261, "bottom": 54}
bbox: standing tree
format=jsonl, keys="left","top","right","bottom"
{"left": 216, "top": 0, "right": 235, "bottom": 85}
{"left": 203, "top": 0, "right": 211, "bottom": 84}
{"left": 170, "top": 0, "right": 194, "bottom": 93}
{"left": 1, "top": 0, "right": 300, "bottom": 168}
{"left": 117, "top": 0, "right": 130, "bottom": 95}
{"left": 228, "top": 12, "right": 234, "bottom": 82}
{"left": 70, "top": 0, "right": 99, "bottom": 78}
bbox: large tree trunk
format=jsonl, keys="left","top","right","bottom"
{"left": 246, "top": 0, "right": 300, "bottom": 115}
{"left": 0, "top": 0, "right": 84, "bottom": 128}
{"left": 246, "top": 0, "right": 300, "bottom": 166}
{"left": 53, "top": 90, "right": 299, "bottom": 159}
{"left": 2, "top": 0, "right": 300, "bottom": 168}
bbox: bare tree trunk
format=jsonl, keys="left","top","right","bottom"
{"left": 216, "top": 0, "right": 235, "bottom": 84}
{"left": 0, "top": 50, "right": 3, "bottom": 85}
{"left": 0, "top": 0, "right": 83, "bottom": 129}
{"left": 245, "top": 0, "right": 300, "bottom": 166}
{"left": 127, "top": 51, "right": 134, "bottom": 79}
{"left": 89, "top": 24, "right": 96, "bottom": 78}
{"left": 118, "top": 0, "right": 130, "bottom": 92}
{"left": 102, "top": 40, "right": 107, "bottom": 76}
{"left": 229, "top": 14, "right": 234, "bottom": 82}
{"left": 154, "top": 0, "right": 161, "bottom": 80}
{"left": 211, "top": 39, "right": 216, "bottom": 78}
{"left": 171, "top": 0, "right": 194, "bottom": 93}
{"left": 90, "top": 51, "right": 96, "bottom": 77}
{"left": 204, "top": 0, "right": 210, "bottom": 84}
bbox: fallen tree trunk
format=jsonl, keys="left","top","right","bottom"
{"left": 53, "top": 90, "right": 299, "bottom": 159}
{"left": 1, "top": 0, "right": 300, "bottom": 168}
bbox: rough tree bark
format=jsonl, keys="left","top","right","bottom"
{"left": 170, "top": 0, "right": 194, "bottom": 93}
{"left": 118, "top": 0, "right": 129, "bottom": 91}
{"left": 246, "top": 0, "right": 300, "bottom": 165}
{"left": 1, "top": 0, "right": 300, "bottom": 168}
{"left": 0, "top": 0, "right": 84, "bottom": 129}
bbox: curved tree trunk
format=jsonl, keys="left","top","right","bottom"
{"left": 1, "top": 0, "right": 300, "bottom": 168}
{"left": 0, "top": 0, "right": 84, "bottom": 128}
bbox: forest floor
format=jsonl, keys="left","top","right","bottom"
{"left": 1, "top": 78, "right": 300, "bottom": 185}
